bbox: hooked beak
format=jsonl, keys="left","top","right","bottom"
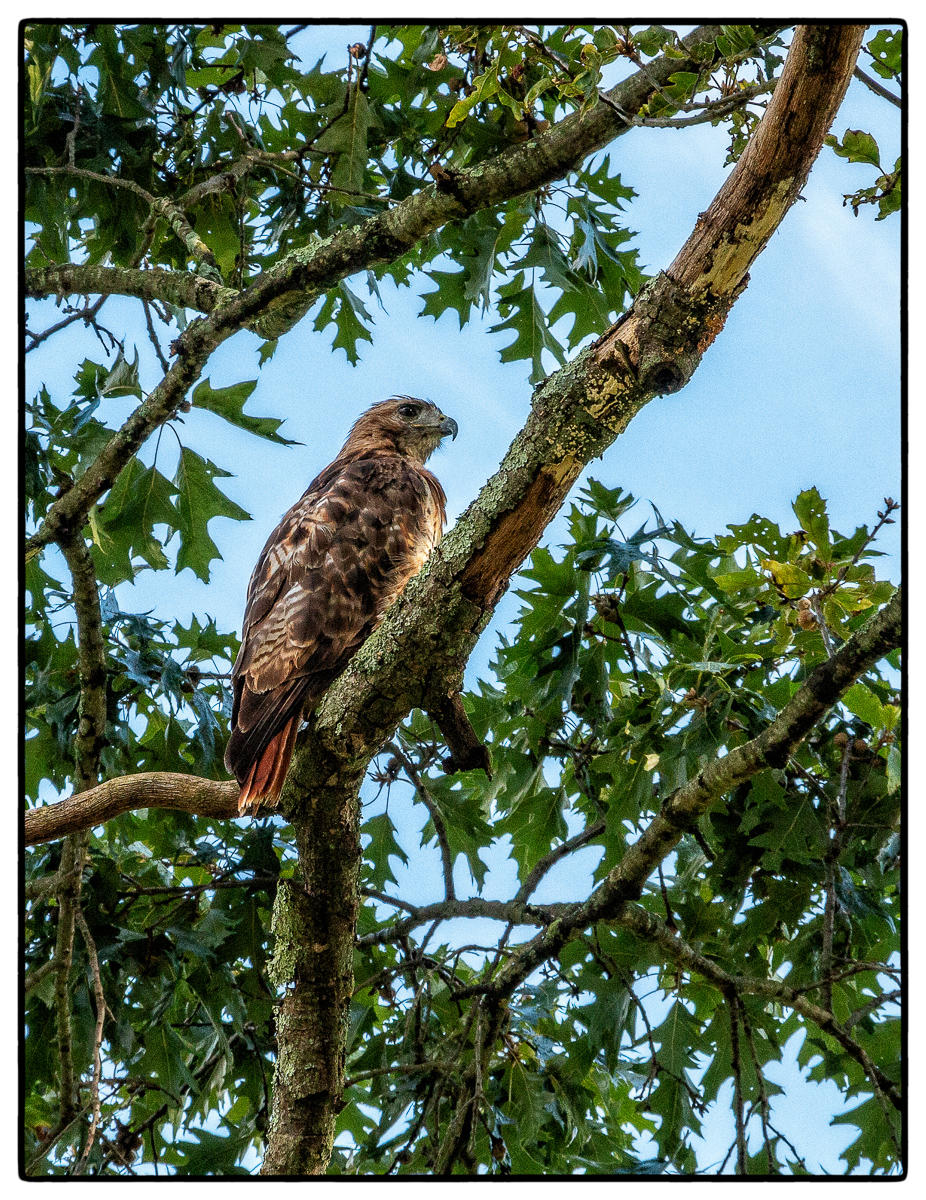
{"left": 439, "top": 415, "right": 459, "bottom": 441}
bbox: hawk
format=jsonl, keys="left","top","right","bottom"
{"left": 225, "top": 397, "right": 458, "bottom": 813}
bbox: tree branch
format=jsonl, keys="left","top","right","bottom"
{"left": 853, "top": 65, "right": 901, "bottom": 107}
{"left": 617, "top": 903, "right": 901, "bottom": 1110}
{"left": 25, "top": 773, "right": 239, "bottom": 846}
{"left": 25, "top": 261, "right": 235, "bottom": 316}
{"left": 25, "top": 165, "right": 224, "bottom": 280}
{"left": 466, "top": 589, "right": 898, "bottom": 1008}
{"left": 356, "top": 897, "right": 571, "bottom": 948}
{"left": 58, "top": 533, "right": 108, "bottom": 791}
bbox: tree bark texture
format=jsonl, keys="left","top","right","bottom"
{"left": 259, "top": 769, "right": 364, "bottom": 1176}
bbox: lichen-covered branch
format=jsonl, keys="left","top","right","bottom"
{"left": 25, "top": 261, "right": 235, "bottom": 316}
{"left": 292, "top": 23, "right": 868, "bottom": 794}
{"left": 58, "top": 533, "right": 108, "bottom": 792}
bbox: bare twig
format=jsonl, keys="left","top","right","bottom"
{"left": 853, "top": 65, "right": 901, "bottom": 107}
{"left": 26, "top": 295, "right": 109, "bottom": 352}
{"left": 386, "top": 743, "right": 456, "bottom": 901}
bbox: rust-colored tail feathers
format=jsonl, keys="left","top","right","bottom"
{"left": 235, "top": 715, "right": 300, "bottom": 814}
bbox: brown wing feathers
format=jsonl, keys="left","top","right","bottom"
{"left": 225, "top": 398, "right": 453, "bottom": 813}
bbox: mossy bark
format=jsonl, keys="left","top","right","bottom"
{"left": 259, "top": 756, "right": 364, "bottom": 1176}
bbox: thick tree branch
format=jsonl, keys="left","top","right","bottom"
{"left": 24, "top": 773, "right": 239, "bottom": 846}
{"left": 286, "top": 23, "right": 869, "bottom": 804}
{"left": 25, "top": 262, "right": 235, "bottom": 316}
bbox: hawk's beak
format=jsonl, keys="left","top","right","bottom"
{"left": 439, "top": 415, "right": 458, "bottom": 441}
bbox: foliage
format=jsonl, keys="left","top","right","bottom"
{"left": 23, "top": 21, "right": 901, "bottom": 1179}
{"left": 25, "top": 481, "right": 901, "bottom": 1174}
{"left": 24, "top": 22, "right": 793, "bottom": 382}
{"left": 341, "top": 485, "right": 901, "bottom": 1175}
{"left": 824, "top": 28, "right": 902, "bottom": 220}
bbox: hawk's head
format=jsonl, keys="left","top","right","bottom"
{"left": 344, "top": 397, "right": 458, "bottom": 464}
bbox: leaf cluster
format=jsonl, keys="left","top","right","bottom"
{"left": 24, "top": 23, "right": 785, "bottom": 369}
{"left": 336, "top": 483, "right": 901, "bottom": 1175}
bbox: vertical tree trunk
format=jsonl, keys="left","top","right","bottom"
{"left": 259, "top": 771, "right": 363, "bottom": 1175}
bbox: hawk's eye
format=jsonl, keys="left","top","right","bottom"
{"left": 398, "top": 403, "right": 421, "bottom": 419}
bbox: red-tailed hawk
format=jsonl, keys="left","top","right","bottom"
{"left": 225, "top": 397, "right": 458, "bottom": 813}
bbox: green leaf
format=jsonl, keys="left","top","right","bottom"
{"left": 192, "top": 376, "right": 296, "bottom": 445}
{"left": 792, "top": 487, "right": 831, "bottom": 554}
{"left": 446, "top": 64, "right": 499, "bottom": 127}
{"left": 362, "top": 812, "right": 409, "bottom": 890}
{"left": 173, "top": 448, "right": 251, "bottom": 581}
{"left": 865, "top": 28, "right": 902, "bottom": 79}
{"left": 316, "top": 86, "right": 372, "bottom": 202}
{"left": 489, "top": 276, "right": 566, "bottom": 383}
{"left": 826, "top": 128, "right": 882, "bottom": 168}
{"left": 94, "top": 459, "right": 179, "bottom": 583}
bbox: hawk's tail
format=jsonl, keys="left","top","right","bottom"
{"left": 236, "top": 715, "right": 300, "bottom": 814}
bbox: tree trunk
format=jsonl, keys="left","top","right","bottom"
{"left": 259, "top": 762, "right": 364, "bottom": 1175}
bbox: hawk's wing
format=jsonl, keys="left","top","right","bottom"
{"left": 225, "top": 456, "right": 443, "bottom": 809}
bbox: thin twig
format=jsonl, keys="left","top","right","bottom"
{"left": 728, "top": 992, "right": 747, "bottom": 1174}
{"left": 386, "top": 743, "right": 456, "bottom": 901}
{"left": 853, "top": 65, "right": 901, "bottom": 107}
{"left": 26, "top": 295, "right": 109, "bottom": 352}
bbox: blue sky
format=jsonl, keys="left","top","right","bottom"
{"left": 22, "top": 20, "right": 903, "bottom": 1177}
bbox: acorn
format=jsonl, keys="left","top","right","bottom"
{"left": 797, "top": 608, "right": 817, "bottom": 630}
{"left": 833, "top": 731, "right": 849, "bottom": 748}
